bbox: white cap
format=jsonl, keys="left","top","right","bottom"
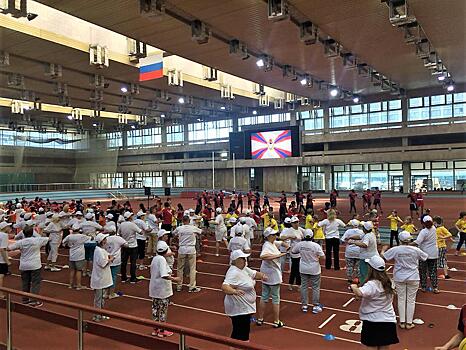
{"left": 184, "top": 210, "right": 190, "bottom": 216}
{"left": 284, "top": 217, "right": 291, "bottom": 224}
{"left": 0, "top": 221, "right": 12, "bottom": 230}
{"left": 365, "top": 255, "right": 386, "bottom": 271}
{"left": 87, "top": 208, "right": 94, "bottom": 213}
{"left": 75, "top": 211, "right": 83, "bottom": 216}
{"left": 290, "top": 216, "right": 299, "bottom": 223}
{"left": 16, "top": 203, "right": 22, "bottom": 208}
{"left": 304, "top": 228, "right": 313, "bottom": 238}
{"left": 239, "top": 217, "right": 246, "bottom": 224}
{"left": 230, "top": 249, "right": 250, "bottom": 261}
{"left": 263, "top": 227, "right": 278, "bottom": 237}
{"left": 157, "top": 229, "right": 169, "bottom": 238}
{"left": 52, "top": 213, "right": 60, "bottom": 221}
{"left": 45, "top": 211, "right": 54, "bottom": 218}
{"left": 106, "top": 213, "right": 114, "bottom": 220}
{"left": 216, "top": 207, "right": 222, "bottom": 213}
{"left": 136, "top": 210, "right": 145, "bottom": 218}
{"left": 229, "top": 217, "right": 237, "bottom": 223}
{"left": 157, "top": 240, "right": 169, "bottom": 253}
{"left": 245, "top": 209, "right": 251, "bottom": 215}
{"left": 95, "top": 233, "right": 109, "bottom": 243}
{"left": 123, "top": 211, "right": 133, "bottom": 219}
{"left": 58, "top": 211, "right": 69, "bottom": 218}
{"left": 350, "top": 219, "right": 360, "bottom": 227}
{"left": 398, "top": 231, "right": 412, "bottom": 242}
{"left": 362, "top": 221, "right": 373, "bottom": 231}
{"left": 38, "top": 207, "right": 45, "bottom": 213}
{"left": 84, "top": 213, "right": 94, "bottom": 220}
{"left": 24, "top": 212, "right": 33, "bottom": 220}
{"left": 189, "top": 208, "right": 195, "bottom": 213}
{"left": 422, "top": 215, "right": 433, "bottom": 223}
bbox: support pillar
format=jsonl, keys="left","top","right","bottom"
{"left": 290, "top": 111, "right": 297, "bottom": 126}
{"left": 402, "top": 161, "right": 411, "bottom": 193}
{"left": 323, "top": 165, "right": 332, "bottom": 193}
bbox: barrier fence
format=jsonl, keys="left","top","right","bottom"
{"left": 0, "top": 287, "right": 274, "bottom": 350}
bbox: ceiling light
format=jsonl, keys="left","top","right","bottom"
{"left": 178, "top": 97, "right": 185, "bottom": 104}
{"left": 252, "top": 110, "right": 257, "bottom": 115}
{"left": 256, "top": 58, "right": 264, "bottom": 68}
{"left": 92, "top": 122, "right": 98, "bottom": 127}
{"left": 131, "top": 124, "right": 136, "bottom": 129}
{"left": 446, "top": 83, "right": 455, "bottom": 92}
{"left": 120, "top": 86, "right": 128, "bottom": 93}
{"left": 220, "top": 152, "right": 228, "bottom": 157}
{"left": 352, "top": 96, "right": 360, "bottom": 103}
{"left": 329, "top": 87, "right": 339, "bottom": 97}
{"left": 220, "top": 106, "right": 226, "bottom": 110}
{"left": 160, "top": 113, "right": 166, "bottom": 118}
{"left": 66, "top": 115, "right": 73, "bottom": 120}
{"left": 300, "top": 77, "right": 307, "bottom": 86}
{"left": 437, "top": 75, "right": 446, "bottom": 81}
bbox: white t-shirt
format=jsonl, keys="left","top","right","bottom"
{"left": 383, "top": 245, "right": 428, "bottom": 282}
{"left": 359, "top": 280, "right": 396, "bottom": 323}
{"left": 8, "top": 237, "right": 49, "bottom": 271}
{"left": 134, "top": 218, "right": 149, "bottom": 241}
{"left": 244, "top": 217, "right": 257, "bottom": 229}
{"left": 149, "top": 255, "right": 173, "bottom": 299}
{"left": 215, "top": 214, "right": 227, "bottom": 232}
{"left": 173, "top": 225, "right": 201, "bottom": 255}
{"left": 147, "top": 214, "right": 159, "bottom": 233}
{"left": 291, "top": 240, "right": 324, "bottom": 275}
{"left": 43, "top": 222, "right": 63, "bottom": 244}
{"left": 164, "top": 247, "right": 174, "bottom": 268}
{"left": 260, "top": 241, "right": 283, "bottom": 285}
{"left": 318, "top": 219, "right": 345, "bottom": 239}
{"left": 103, "top": 221, "right": 116, "bottom": 234}
{"left": 341, "top": 228, "right": 362, "bottom": 259}
{"left": 228, "top": 236, "right": 250, "bottom": 253}
{"left": 230, "top": 223, "right": 248, "bottom": 238}
{"left": 118, "top": 221, "right": 141, "bottom": 248}
{"left": 62, "top": 233, "right": 90, "bottom": 261}
{"left": 0, "top": 231, "right": 8, "bottom": 264}
{"left": 78, "top": 220, "right": 102, "bottom": 240}
{"left": 223, "top": 265, "right": 257, "bottom": 317}
{"left": 415, "top": 227, "right": 439, "bottom": 259}
{"left": 90, "top": 246, "right": 113, "bottom": 290}
{"left": 104, "top": 235, "right": 127, "bottom": 267}
{"left": 70, "top": 218, "right": 84, "bottom": 231}
{"left": 359, "top": 232, "right": 379, "bottom": 260}
{"left": 280, "top": 227, "right": 304, "bottom": 258}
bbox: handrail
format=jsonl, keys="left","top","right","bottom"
{"left": 0, "top": 286, "right": 274, "bottom": 350}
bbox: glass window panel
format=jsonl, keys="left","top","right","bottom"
{"left": 351, "top": 172, "right": 369, "bottom": 191}
{"left": 454, "top": 92, "right": 466, "bottom": 103}
{"left": 388, "top": 99, "right": 401, "bottom": 109}
{"left": 454, "top": 103, "right": 466, "bottom": 117}
{"left": 431, "top": 169, "right": 454, "bottom": 189}
{"left": 350, "top": 104, "right": 363, "bottom": 114}
{"left": 431, "top": 162, "right": 447, "bottom": 169}
{"left": 351, "top": 164, "right": 363, "bottom": 171}
{"left": 431, "top": 105, "right": 452, "bottom": 119}
{"left": 409, "top": 97, "right": 423, "bottom": 108}
{"left": 430, "top": 95, "right": 445, "bottom": 105}
{"left": 369, "top": 172, "right": 388, "bottom": 190}
{"left": 333, "top": 165, "right": 345, "bottom": 172}
{"left": 369, "top": 102, "right": 382, "bottom": 112}
{"left": 411, "top": 163, "right": 424, "bottom": 170}
{"left": 335, "top": 172, "right": 351, "bottom": 190}
{"left": 455, "top": 161, "right": 466, "bottom": 169}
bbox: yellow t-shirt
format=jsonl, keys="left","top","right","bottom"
{"left": 387, "top": 215, "right": 402, "bottom": 231}
{"left": 270, "top": 218, "right": 279, "bottom": 231}
{"left": 456, "top": 219, "right": 466, "bottom": 232}
{"left": 261, "top": 213, "right": 271, "bottom": 228}
{"left": 305, "top": 214, "right": 314, "bottom": 229}
{"left": 436, "top": 226, "right": 452, "bottom": 249}
{"left": 226, "top": 213, "right": 238, "bottom": 227}
{"left": 313, "top": 222, "right": 325, "bottom": 240}
{"left": 401, "top": 223, "right": 416, "bottom": 234}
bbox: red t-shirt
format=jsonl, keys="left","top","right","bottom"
{"left": 161, "top": 208, "right": 173, "bottom": 225}
{"left": 349, "top": 192, "right": 357, "bottom": 201}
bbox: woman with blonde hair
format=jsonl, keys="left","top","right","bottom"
{"left": 318, "top": 209, "right": 345, "bottom": 270}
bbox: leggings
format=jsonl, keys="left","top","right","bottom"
{"left": 390, "top": 230, "right": 399, "bottom": 247}
{"left": 289, "top": 257, "right": 301, "bottom": 286}
{"left": 325, "top": 238, "right": 340, "bottom": 270}
{"left": 345, "top": 258, "right": 359, "bottom": 281}
{"left": 152, "top": 298, "right": 169, "bottom": 323}
{"left": 457, "top": 232, "right": 466, "bottom": 251}
{"left": 419, "top": 259, "right": 438, "bottom": 290}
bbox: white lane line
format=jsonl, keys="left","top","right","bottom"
{"left": 386, "top": 266, "right": 393, "bottom": 272}
{"left": 318, "top": 313, "right": 336, "bottom": 329}
{"left": 342, "top": 298, "right": 355, "bottom": 308}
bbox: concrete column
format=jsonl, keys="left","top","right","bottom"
{"left": 161, "top": 125, "right": 167, "bottom": 144}
{"left": 162, "top": 171, "right": 168, "bottom": 187}
{"left": 183, "top": 121, "right": 189, "bottom": 145}
{"left": 323, "top": 164, "right": 332, "bottom": 192}
{"left": 402, "top": 161, "right": 410, "bottom": 193}
{"left": 183, "top": 152, "right": 189, "bottom": 159}
{"left": 122, "top": 172, "right": 128, "bottom": 188}
{"left": 324, "top": 143, "right": 329, "bottom": 152}
{"left": 232, "top": 116, "right": 239, "bottom": 132}
{"left": 122, "top": 130, "right": 128, "bottom": 149}
{"left": 290, "top": 111, "right": 297, "bottom": 126}
{"left": 402, "top": 137, "right": 409, "bottom": 147}
{"left": 323, "top": 105, "right": 330, "bottom": 134}
{"left": 401, "top": 96, "right": 408, "bottom": 128}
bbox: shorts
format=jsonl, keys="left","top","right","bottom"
{"left": 110, "top": 265, "right": 120, "bottom": 288}
{"left": 69, "top": 260, "right": 85, "bottom": 271}
{"left": 161, "top": 223, "right": 172, "bottom": 232}
{"left": 203, "top": 219, "right": 210, "bottom": 228}
{"left": 438, "top": 247, "right": 447, "bottom": 268}
{"left": 0, "top": 263, "right": 8, "bottom": 275}
{"left": 410, "top": 203, "right": 417, "bottom": 211}
{"left": 84, "top": 242, "right": 97, "bottom": 261}
{"left": 261, "top": 284, "right": 280, "bottom": 304}
{"left": 137, "top": 239, "right": 146, "bottom": 260}
{"left": 215, "top": 228, "right": 227, "bottom": 242}
{"left": 361, "top": 320, "right": 399, "bottom": 346}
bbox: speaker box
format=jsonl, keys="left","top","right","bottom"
{"left": 144, "top": 187, "right": 151, "bottom": 196}
{"left": 164, "top": 187, "right": 171, "bottom": 196}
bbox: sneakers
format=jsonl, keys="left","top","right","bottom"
{"left": 50, "top": 267, "right": 61, "bottom": 272}
{"left": 273, "top": 320, "right": 285, "bottom": 328}
{"left": 405, "top": 323, "right": 415, "bottom": 330}
{"left": 44, "top": 265, "right": 51, "bottom": 270}
{"left": 157, "top": 330, "right": 174, "bottom": 338}
{"left": 301, "top": 305, "right": 308, "bottom": 313}
{"left": 176, "top": 285, "right": 183, "bottom": 292}
{"left": 188, "top": 287, "right": 201, "bottom": 293}
{"left": 312, "top": 305, "right": 323, "bottom": 314}
{"left": 108, "top": 293, "right": 119, "bottom": 299}
{"left": 255, "top": 319, "right": 264, "bottom": 326}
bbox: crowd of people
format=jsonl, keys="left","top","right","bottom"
{"left": 0, "top": 190, "right": 464, "bottom": 348}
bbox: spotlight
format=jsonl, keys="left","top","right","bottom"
{"left": 352, "top": 95, "right": 360, "bottom": 103}
{"left": 66, "top": 115, "right": 73, "bottom": 120}
{"left": 446, "top": 82, "right": 455, "bottom": 92}
{"left": 300, "top": 77, "right": 307, "bottom": 86}
{"left": 120, "top": 86, "right": 128, "bottom": 93}
{"left": 131, "top": 124, "right": 136, "bottom": 129}
{"left": 160, "top": 113, "right": 166, "bottom": 118}
{"left": 27, "top": 13, "right": 38, "bottom": 21}
{"left": 178, "top": 97, "right": 185, "bottom": 104}
{"left": 329, "top": 87, "right": 339, "bottom": 97}
{"left": 92, "top": 122, "right": 98, "bottom": 127}
{"left": 252, "top": 110, "right": 257, "bottom": 115}
{"left": 256, "top": 58, "right": 264, "bottom": 68}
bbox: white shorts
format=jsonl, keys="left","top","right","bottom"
{"left": 215, "top": 227, "right": 227, "bottom": 242}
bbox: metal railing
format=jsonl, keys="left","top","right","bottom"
{"left": 0, "top": 182, "right": 92, "bottom": 193}
{"left": 0, "top": 287, "right": 273, "bottom": 350}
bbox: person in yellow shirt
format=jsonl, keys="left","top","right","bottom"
{"left": 454, "top": 211, "right": 466, "bottom": 256}
{"left": 312, "top": 215, "right": 325, "bottom": 246}
{"left": 434, "top": 216, "right": 454, "bottom": 279}
{"left": 225, "top": 208, "right": 238, "bottom": 229}
{"left": 305, "top": 209, "right": 314, "bottom": 230}
{"left": 401, "top": 216, "right": 417, "bottom": 237}
{"left": 387, "top": 210, "right": 404, "bottom": 247}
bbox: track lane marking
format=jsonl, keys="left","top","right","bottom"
{"left": 318, "top": 313, "right": 336, "bottom": 329}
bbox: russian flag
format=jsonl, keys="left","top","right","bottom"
{"left": 139, "top": 53, "right": 163, "bottom": 81}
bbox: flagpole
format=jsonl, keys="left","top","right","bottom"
{"left": 212, "top": 151, "right": 215, "bottom": 191}
{"left": 233, "top": 153, "right": 236, "bottom": 190}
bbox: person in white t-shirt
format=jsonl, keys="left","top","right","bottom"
{"left": 8, "top": 226, "right": 49, "bottom": 306}
{"left": 149, "top": 240, "right": 180, "bottom": 338}
{"left": 134, "top": 211, "right": 151, "bottom": 270}
{"left": 222, "top": 250, "right": 267, "bottom": 342}
{"left": 280, "top": 216, "right": 304, "bottom": 291}
{"left": 381, "top": 231, "right": 428, "bottom": 329}
{"left": 103, "top": 214, "right": 116, "bottom": 234}
{"left": 318, "top": 209, "right": 346, "bottom": 270}
{"left": 62, "top": 230, "right": 90, "bottom": 290}
{"left": 341, "top": 219, "right": 362, "bottom": 284}
{"left": 118, "top": 212, "right": 142, "bottom": 284}
{"left": 90, "top": 233, "right": 114, "bottom": 322}
{"left": 350, "top": 255, "right": 399, "bottom": 349}
{"left": 348, "top": 221, "right": 379, "bottom": 284}
{"left": 146, "top": 208, "right": 159, "bottom": 258}
{"left": 227, "top": 229, "right": 251, "bottom": 263}
{"left": 211, "top": 207, "right": 227, "bottom": 257}
{"left": 43, "top": 214, "right": 63, "bottom": 272}
{"left": 292, "top": 229, "right": 324, "bottom": 313}
{"left": 0, "top": 221, "right": 12, "bottom": 299}
{"left": 411, "top": 215, "right": 439, "bottom": 293}
{"left": 79, "top": 212, "right": 103, "bottom": 277}
{"left": 256, "top": 227, "right": 289, "bottom": 328}
{"left": 157, "top": 229, "right": 175, "bottom": 269}
{"left": 104, "top": 230, "right": 128, "bottom": 299}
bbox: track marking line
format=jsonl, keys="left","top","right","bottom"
{"left": 318, "top": 313, "right": 336, "bottom": 329}
{"left": 342, "top": 298, "right": 355, "bottom": 308}
{"left": 386, "top": 266, "right": 393, "bottom": 271}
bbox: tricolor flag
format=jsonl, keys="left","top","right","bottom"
{"left": 251, "top": 130, "right": 292, "bottom": 159}
{"left": 139, "top": 53, "right": 163, "bottom": 81}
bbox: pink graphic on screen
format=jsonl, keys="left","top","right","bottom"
{"left": 251, "top": 130, "right": 292, "bottom": 159}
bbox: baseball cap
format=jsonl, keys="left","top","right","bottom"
{"left": 24, "top": 212, "right": 33, "bottom": 220}
{"left": 230, "top": 249, "right": 250, "bottom": 261}
{"left": 245, "top": 209, "right": 251, "bottom": 215}
{"left": 239, "top": 217, "right": 246, "bottom": 224}
{"left": 290, "top": 216, "right": 299, "bottom": 223}
{"left": 45, "top": 211, "right": 54, "bottom": 218}
{"left": 84, "top": 213, "right": 94, "bottom": 220}
{"left": 136, "top": 210, "right": 145, "bottom": 218}
{"left": 157, "top": 229, "right": 169, "bottom": 238}
{"left": 95, "top": 233, "right": 109, "bottom": 244}
{"left": 75, "top": 211, "right": 83, "bottom": 216}
{"left": 362, "top": 221, "right": 373, "bottom": 231}
{"left": 284, "top": 217, "right": 291, "bottom": 224}
{"left": 123, "top": 211, "right": 133, "bottom": 219}
{"left": 365, "top": 255, "right": 386, "bottom": 272}
{"left": 16, "top": 203, "right": 22, "bottom": 208}
{"left": 106, "top": 213, "right": 114, "bottom": 220}
{"left": 422, "top": 215, "right": 433, "bottom": 223}
{"left": 0, "top": 221, "right": 12, "bottom": 230}
{"left": 157, "top": 240, "right": 169, "bottom": 253}
{"left": 229, "top": 217, "right": 237, "bottom": 223}
{"left": 58, "top": 211, "right": 69, "bottom": 218}
{"left": 38, "top": 207, "right": 45, "bottom": 213}
{"left": 263, "top": 227, "right": 278, "bottom": 237}
{"left": 398, "top": 231, "right": 412, "bottom": 242}
{"left": 188, "top": 208, "right": 195, "bottom": 213}
{"left": 304, "top": 228, "right": 313, "bottom": 238}
{"left": 184, "top": 210, "right": 190, "bottom": 216}
{"left": 350, "top": 219, "right": 360, "bottom": 227}
{"left": 216, "top": 207, "right": 222, "bottom": 213}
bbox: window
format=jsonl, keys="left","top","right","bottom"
{"left": 301, "top": 166, "right": 325, "bottom": 191}
{"left": 302, "top": 109, "right": 324, "bottom": 132}
{"left": 166, "top": 125, "right": 184, "bottom": 144}
{"left": 167, "top": 171, "right": 184, "bottom": 187}
{"left": 92, "top": 173, "right": 123, "bottom": 188}
{"left": 188, "top": 120, "right": 232, "bottom": 144}
{"left": 408, "top": 94, "right": 456, "bottom": 122}
{"left": 0, "top": 128, "right": 86, "bottom": 150}
{"left": 239, "top": 113, "right": 290, "bottom": 131}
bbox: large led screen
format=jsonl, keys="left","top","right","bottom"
{"left": 250, "top": 130, "right": 292, "bottom": 159}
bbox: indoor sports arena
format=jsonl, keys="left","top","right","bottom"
{"left": 0, "top": 1, "right": 465, "bottom": 349}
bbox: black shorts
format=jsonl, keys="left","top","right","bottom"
{"left": 230, "top": 314, "right": 251, "bottom": 341}
{"left": 0, "top": 263, "right": 8, "bottom": 275}
{"left": 361, "top": 320, "right": 399, "bottom": 347}
{"left": 410, "top": 203, "right": 417, "bottom": 211}
{"left": 137, "top": 239, "right": 146, "bottom": 260}
{"left": 161, "top": 223, "right": 172, "bottom": 232}
{"left": 203, "top": 219, "right": 210, "bottom": 228}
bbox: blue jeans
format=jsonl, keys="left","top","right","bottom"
{"left": 110, "top": 265, "right": 120, "bottom": 289}
{"left": 300, "top": 274, "right": 321, "bottom": 306}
